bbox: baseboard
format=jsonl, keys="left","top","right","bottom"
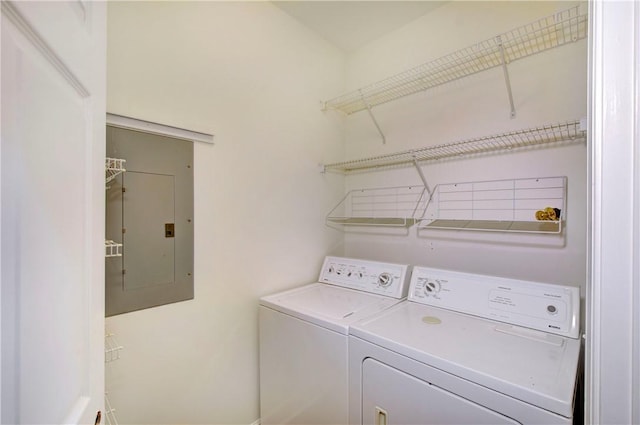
{"left": 250, "top": 419, "right": 260, "bottom": 425}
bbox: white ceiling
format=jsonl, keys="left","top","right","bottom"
{"left": 272, "top": 1, "right": 447, "bottom": 52}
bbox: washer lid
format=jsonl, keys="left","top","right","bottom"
{"left": 260, "top": 283, "right": 402, "bottom": 335}
{"left": 349, "top": 301, "right": 581, "bottom": 418}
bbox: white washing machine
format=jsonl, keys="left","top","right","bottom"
{"left": 259, "top": 256, "right": 411, "bottom": 425}
{"left": 349, "top": 266, "right": 582, "bottom": 425}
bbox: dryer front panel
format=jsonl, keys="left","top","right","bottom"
{"left": 362, "top": 358, "right": 520, "bottom": 425}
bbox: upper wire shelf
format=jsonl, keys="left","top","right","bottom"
{"left": 322, "top": 5, "right": 587, "bottom": 115}
{"left": 323, "top": 119, "right": 586, "bottom": 173}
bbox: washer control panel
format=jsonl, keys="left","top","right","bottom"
{"left": 409, "top": 266, "right": 580, "bottom": 338}
{"left": 319, "top": 257, "right": 411, "bottom": 299}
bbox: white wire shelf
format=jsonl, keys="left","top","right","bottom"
{"left": 105, "top": 332, "right": 124, "bottom": 363}
{"left": 105, "top": 331, "right": 122, "bottom": 425}
{"left": 323, "top": 5, "right": 587, "bottom": 115}
{"left": 418, "top": 176, "right": 566, "bottom": 234}
{"left": 106, "top": 157, "right": 126, "bottom": 185}
{"left": 105, "top": 240, "right": 123, "bottom": 258}
{"left": 104, "top": 392, "right": 119, "bottom": 425}
{"left": 323, "top": 119, "right": 586, "bottom": 173}
{"left": 326, "top": 186, "right": 429, "bottom": 229}
{"left": 105, "top": 158, "right": 125, "bottom": 257}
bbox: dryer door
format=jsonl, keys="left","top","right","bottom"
{"left": 362, "top": 359, "right": 520, "bottom": 424}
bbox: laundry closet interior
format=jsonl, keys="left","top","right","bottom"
{"left": 104, "top": 1, "right": 587, "bottom": 424}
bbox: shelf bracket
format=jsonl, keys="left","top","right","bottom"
{"left": 412, "top": 156, "right": 431, "bottom": 197}
{"left": 359, "top": 90, "right": 386, "bottom": 144}
{"left": 496, "top": 36, "right": 516, "bottom": 119}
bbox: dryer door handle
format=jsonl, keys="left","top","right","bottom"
{"left": 375, "top": 406, "right": 388, "bottom": 425}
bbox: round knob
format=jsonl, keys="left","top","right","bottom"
{"left": 377, "top": 272, "right": 393, "bottom": 287}
{"left": 423, "top": 280, "right": 441, "bottom": 295}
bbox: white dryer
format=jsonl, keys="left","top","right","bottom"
{"left": 259, "top": 256, "right": 411, "bottom": 425}
{"left": 349, "top": 266, "right": 582, "bottom": 425}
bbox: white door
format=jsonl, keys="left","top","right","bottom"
{"left": 1, "top": 1, "right": 106, "bottom": 424}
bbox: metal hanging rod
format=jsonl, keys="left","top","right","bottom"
{"left": 322, "top": 5, "right": 587, "bottom": 116}
{"left": 323, "top": 119, "right": 586, "bottom": 173}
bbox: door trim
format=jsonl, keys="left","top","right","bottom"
{"left": 587, "top": 1, "right": 640, "bottom": 424}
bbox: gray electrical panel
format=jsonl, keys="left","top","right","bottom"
{"left": 106, "top": 126, "right": 194, "bottom": 316}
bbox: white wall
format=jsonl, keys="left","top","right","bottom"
{"left": 336, "top": 2, "right": 588, "bottom": 290}
{"left": 105, "top": 2, "right": 589, "bottom": 424}
{"left": 105, "top": 3, "right": 344, "bottom": 424}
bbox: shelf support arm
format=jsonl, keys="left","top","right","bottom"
{"left": 497, "top": 36, "right": 516, "bottom": 119}
{"left": 412, "top": 156, "right": 431, "bottom": 197}
{"left": 359, "top": 90, "right": 386, "bottom": 144}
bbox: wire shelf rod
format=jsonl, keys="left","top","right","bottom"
{"left": 323, "top": 5, "right": 587, "bottom": 115}
{"left": 497, "top": 35, "right": 516, "bottom": 118}
{"left": 323, "top": 119, "right": 585, "bottom": 173}
{"left": 360, "top": 90, "right": 387, "bottom": 144}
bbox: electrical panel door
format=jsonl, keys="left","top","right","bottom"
{"left": 123, "top": 171, "right": 175, "bottom": 289}
{"left": 106, "top": 126, "right": 193, "bottom": 316}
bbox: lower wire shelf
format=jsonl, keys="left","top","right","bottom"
{"left": 418, "top": 176, "right": 566, "bottom": 234}
{"left": 326, "top": 186, "right": 428, "bottom": 230}
{"left": 104, "top": 393, "right": 119, "bottom": 425}
{"left": 327, "top": 217, "right": 418, "bottom": 227}
{"left": 105, "top": 157, "right": 126, "bottom": 185}
{"left": 105, "top": 331, "right": 122, "bottom": 425}
{"left": 421, "top": 219, "right": 561, "bottom": 233}
{"left": 105, "top": 240, "right": 123, "bottom": 258}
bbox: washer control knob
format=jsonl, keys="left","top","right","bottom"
{"left": 377, "top": 272, "right": 393, "bottom": 287}
{"left": 423, "top": 280, "right": 441, "bottom": 295}
{"left": 547, "top": 304, "right": 558, "bottom": 315}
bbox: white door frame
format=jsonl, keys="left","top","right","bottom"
{"left": 587, "top": 1, "right": 640, "bottom": 424}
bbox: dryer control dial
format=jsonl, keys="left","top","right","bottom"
{"left": 377, "top": 273, "right": 393, "bottom": 287}
{"left": 423, "top": 279, "right": 441, "bottom": 296}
